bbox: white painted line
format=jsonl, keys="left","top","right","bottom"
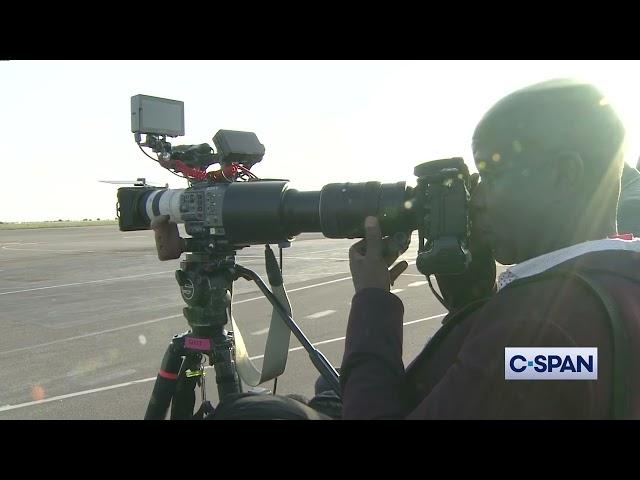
{"left": 276, "top": 276, "right": 352, "bottom": 294}
{"left": 238, "top": 247, "right": 345, "bottom": 258}
{"left": 0, "top": 312, "right": 446, "bottom": 413}
{"left": 298, "top": 247, "right": 347, "bottom": 255}
{"left": 2, "top": 262, "right": 418, "bottom": 353}
{"left": 0, "top": 274, "right": 360, "bottom": 355}
{"left": 0, "top": 377, "right": 158, "bottom": 412}
{"left": 283, "top": 272, "right": 349, "bottom": 277}
{"left": 0, "top": 314, "right": 184, "bottom": 356}
{"left": 252, "top": 312, "right": 446, "bottom": 358}
{"left": 237, "top": 256, "right": 348, "bottom": 261}
{"left": 250, "top": 327, "right": 270, "bottom": 336}
{"left": 407, "top": 281, "right": 428, "bottom": 287}
{"left": 0, "top": 270, "right": 175, "bottom": 296}
{"left": 305, "top": 310, "right": 336, "bottom": 320}
{"left": 1, "top": 246, "right": 95, "bottom": 253}
{"left": 123, "top": 236, "right": 147, "bottom": 239}
{"left": 78, "top": 369, "right": 138, "bottom": 388}
{"left": 390, "top": 288, "right": 404, "bottom": 294}
{"left": 404, "top": 316, "right": 445, "bottom": 326}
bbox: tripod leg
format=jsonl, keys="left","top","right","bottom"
{"left": 144, "top": 342, "right": 183, "bottom": 420}
{"left": 170, "top": 353, "right": 201, "bottom": 420}
{"left": 212, "top": 336, "right": 242, "bottom": 401}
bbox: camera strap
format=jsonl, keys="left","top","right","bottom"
{"left": 231, "top": 254, "right": 293, "bottom": 387}
{"left": 409, "top": 267, "right": 633, "bottom": 419}
{"left": 506, "top": 268, "right": 632, "bottom": 419}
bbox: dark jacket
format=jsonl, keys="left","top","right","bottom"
{"left": 619, "top": 164, "right": 640, "bottom": 236}
{"left": 340, "top": 249, "right": 640, "bottom": 419}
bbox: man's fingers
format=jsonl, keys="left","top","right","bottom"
{"left": 364, "top": 216, "right": 383, "bottom": 257}
{"left": 150, "top": 214, "right": 171, "bottom": 231}
{"left": 389, "top": 260, "right": 408, "bottom": 285}
{"left": 382, "top": 231, "right": 411, "bottom": 265}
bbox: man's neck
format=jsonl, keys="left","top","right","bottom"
{"left": 499, "top": 235, "right": 640, "bottom": 290}
{"left": 526, "top": 223, "right": 615, "bottom": 262}
{"left": 558, "top": 218, "right": 615, "bottom": 250}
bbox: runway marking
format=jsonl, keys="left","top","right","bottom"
{"left": 250, "top": 327, "right": 270, "bottom": 336}
{"left": 283, "top": 273, "right": 349, "bottom": 277}
{"left": 0, "top": 242, "right": 399, "bottom": 296}
{"left": 237, "top": 256, "right": 347, "bottom": 261}
{"left": 2, "top": 247, "right": 96, "bottom": 253}
{"left": 239, "top": 247, "right": 346, "bottom": 257}
{"left": 299, "top": 247, "right": 348, "bottom": 255}
{"left": 123, "top": 236, "right": 147, "bottom": 239}
{"left": 0, "top": 274, "right": 361, "bottom": 355}
{"left": 305, "top": 310, "right": 336, "bottom": 320}
{"left": 0, "top": 314, "right": 185, "bottom": 356}
{"left": 390, "top": 288, "right": 404, "bottom": 294}
{"left": 248, "top": 312, "right": 446, "bottom": 358}
{"left": 0, "top": 270, "right": 176, "bottom": 296}
{"left": 0, "top": 311, "right": 446, "bottom": 413}
{"left": 0, "top": 261, "right": 418, "bottom": 355}
{"left": 77, "top": 369, "right": 138, "bottom": 388}
{"left": 408, "top": 281, "right": 428, "bottom": 287}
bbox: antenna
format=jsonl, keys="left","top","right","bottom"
{"left": 98, "top": 178, "right": 166, "bottom": 187}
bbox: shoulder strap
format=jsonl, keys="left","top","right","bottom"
{"left": 506, "top": 270, "right": 630, "bottom": 419}
{"left": 425, "top": 297, "right": 491, "bottom": 351}
{"left": 414, "top": 267, "right": 632, "bottom": 418}
{"left": 404, "top": 296, "right": 490, "bottom": 399}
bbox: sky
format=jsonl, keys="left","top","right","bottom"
{"left": 1, "top": 60, "right": 640, "bottom": 223}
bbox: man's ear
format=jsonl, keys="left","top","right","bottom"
{"left": 550, "top": 151, "right": 584, "bottom": 195}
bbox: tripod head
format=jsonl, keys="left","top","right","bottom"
{"left": 177, "top": 240, "right": 237, "bottom": 335}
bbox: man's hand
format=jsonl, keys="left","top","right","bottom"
{"left": 150, "top": 215, "right": 185, "bottom": 261}
{"left": 349, "top": 216, "right": 410, "bottom": 294}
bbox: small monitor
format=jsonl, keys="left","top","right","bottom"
{"left": 131, "top": 94, "right": 185, "bottom": 137}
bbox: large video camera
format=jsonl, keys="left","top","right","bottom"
{"left": 121, "top": 95, "right": 472, "bottom": 277}
{"left": 122, "top": 95, "right": 473, "bottom": 419}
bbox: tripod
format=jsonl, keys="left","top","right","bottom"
{"left": 144, "top": 238, "right": 341, "bottom": 420}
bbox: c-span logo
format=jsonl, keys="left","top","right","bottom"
{"left": 505, "top": 348, "right": 597, "bottom": 380}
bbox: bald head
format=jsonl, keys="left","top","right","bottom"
{"left": 470, "top": 79, "right": 628, "bottom": 263}
{"left": 473, "top": 79, "right": 625, "bottom": 192}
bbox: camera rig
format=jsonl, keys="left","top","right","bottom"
{"left": 123, "top": 95, "right": 472, "bottom": 419}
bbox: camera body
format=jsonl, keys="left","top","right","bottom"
{"left": 413, "top": 158, "right": 471, "bottom": 275}
{"left": 119, "top": 95, "right": 472, "bottom": 276}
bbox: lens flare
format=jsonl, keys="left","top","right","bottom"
{"left": 31, "top": 385, "right": 45, "bottom": 401}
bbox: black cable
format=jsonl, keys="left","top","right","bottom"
{"left": 138, "top": 143, "right": 159, "bottom": 162}
{"left": 237, "top": 164, "right": 258, "bottom": 179}
{"left": 273, "top": 377, "right": 278, "bottom": 395}
{"left": 137, "top": 143, "right": 188, "bottom": 182}
{"left": 427, "top": 275, "right": 449, "bottom": 309}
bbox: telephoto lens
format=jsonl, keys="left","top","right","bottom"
{"left": 118, "top": 180, "right": 415, "bottom": 244}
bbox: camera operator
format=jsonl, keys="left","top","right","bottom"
{"left": 150, "top": 79, "right": 640, "bottom": 420}
{"left": 341, "top": 79, "right": 640, "bottom": 419}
